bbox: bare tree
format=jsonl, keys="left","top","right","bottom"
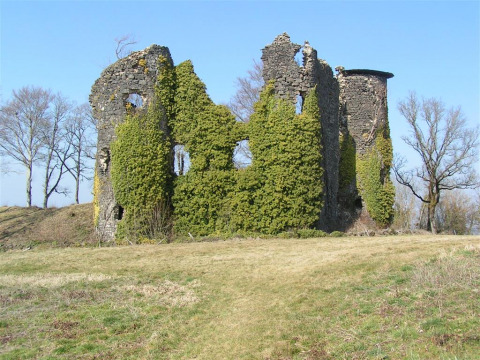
{"left": 392, "top": 178, "right": 419, "bottom": 232}
{"left": 227, "top": 59, "right": 264, "bottom": 123}
{"left": 227, "top": 59, "right": 263, "bottom": 168}
{"left": 41, "top": 93, "right": 73, "bottom": 208}
{"left": 0, "top": 86, "right": 52, "bottom": 206}
{"left": 64, "top": 103, "right": 97, "bottom": 204}
{"left": 115, "top": 34, "right": 138, "bottom": 60}
{"left": 393, "top": 92, "right": 479, "bottom": 233}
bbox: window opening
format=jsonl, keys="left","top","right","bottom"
{"left": 114, "top": 205, "right": 124, "bottom": 220}
{"left": 125, "top": 93, "right": 143, "bottom": 110}
{"left": 233, "top": 140, "right": 252, "bottom": 169}
{"left": 174, "top": 144, "right": 190, "bottom": 175}
{"left": 295, "top": 94, "right": 303, "bottom": 114}
{"left": 294, "top": 50, "right": 303, "bottom": 67}
{"left": 355, "top": 197, "right": 363, "bottom": 209}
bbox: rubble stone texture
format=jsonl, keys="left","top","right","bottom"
{"left": 90, "top": 45, "right": 172, "bottom": 240}
{"left": 90, "top": 33, "right": 393, "bottom": 240}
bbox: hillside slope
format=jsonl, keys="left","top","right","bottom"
{"left": 0, "top": 203, "right": 96, "bottom": 251}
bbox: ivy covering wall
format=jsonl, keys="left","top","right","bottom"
{"left": 356, "top": 126, "right": 395, "bottom": 226}
{"left": 338, "top": 133, "right": 356, "bottom": 193}
{"left": 230, "top": 83, "right": 324, "bottom": 234}
{"left": 110, "top": 98, "right": 172, "bottom": 242}
{"left": 172, "top": 61, "right": 239, "bottom": 236}
{"left": 108, "top": 56, "right": 394, "bottom": 240}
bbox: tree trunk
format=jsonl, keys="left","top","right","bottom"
{"left": 26, "top": 164, "right": 32, "bottom": 207}
{"left": 43, "top": 193, "right": 49, "bottom": 208}
{"left": 75, "top": 153, "right": 81, "bottom": 204}
{"left": 75, "top": 176, "right": 80, "bottom": 204}
{"left": 428, "top": 202, "right": 437, "bottom": 234}
{"left": 43, "top": 151, "right": 53, "bottom": 209}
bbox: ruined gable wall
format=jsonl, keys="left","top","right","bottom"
{"left": 261, "top": 34, "right": 339, "bottom": 230}
{"left": 90, "top": 45, "right": 172, "bottom": 240}
{"left": 261, "top": 33, "right": 302, "bottom": 102}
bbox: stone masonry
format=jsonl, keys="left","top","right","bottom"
{"left": 91, "top": 34, "right": 394, "bottom": 239}
{"left": 90, "top": 45, "right": 172, "bottom": 240}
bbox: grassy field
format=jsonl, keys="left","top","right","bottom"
{"left": 0, "top": 234, "right": 479, "bottom": 359}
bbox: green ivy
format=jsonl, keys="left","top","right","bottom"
{"left": 171, "top": 61, "right": 239, "bottom": 236}
{"left": 110, "top": 57, "right": 174, "bottom": 242}
{"left": 356, "top": 127, "right": 395, "bottom": 226}
{"left": 230, "top": 83, "right": 324, "bottom": 234}
{"left": 110, "top": 106, "right": 172, "bottom": 242}
{"left": 338, "top": 133, "right": 356, "bottom": 192}
{"left": 156, "top": 56, "right": 176, "bottom": 122}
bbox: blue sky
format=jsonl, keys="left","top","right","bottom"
{"left": 1, "top": 0, "right": 479, "bottom": 207}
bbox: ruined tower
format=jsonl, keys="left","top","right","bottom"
{"left": 90, "top": 45, "right": 172, "bottom": 239}
{"left": 261, "top": 33, "right": 340, "bottom": 230}
{"left": 336, "top": 68, "right": 394, "bottom": 225}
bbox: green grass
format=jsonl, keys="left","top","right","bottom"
{"left": 0, "top": 235, "right": 479, "bottom": 359}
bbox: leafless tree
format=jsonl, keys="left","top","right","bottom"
{"left": 393, "top": 92, "right": 479, "bottom": 233}
{"left": 115, "top": 34, "right": 138, "bottom": 60}
{"left": 64, "top": 103, "right": 97, "bottom": 204}
{"left": 227, "top": 59, "right": 264, "bottom": 123}
{"left": 227, "top": 59, "right": 263, "bottom": 168}
{"left": 392, "top": 178, "right": 419, "bottom": 232}
{"left": 41, "top": 94, "right": 73, "bottom": 208}
{"left": 0, "top": 86, "right": 52, "bottom": 206}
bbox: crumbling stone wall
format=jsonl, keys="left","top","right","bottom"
{"left": 90, "top": 34, "right": 394, "bottom": 240}
{"left": 261, "top": 34, "right": 393, "bottom": 230}
{"left": 337, "top": 69, "right": 393, "bottom": 155}
{"left": 90, "top": 45, "right": 172, "bottom": 240}
{"left": 337, "top": 69, "right": 394, "bottom": 226}
{"left": 261, "top": 34, "right": 340, "bottom": 230}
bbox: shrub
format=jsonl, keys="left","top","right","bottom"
{"left": 297, "top": 229, "right": 328, "bottom": 238}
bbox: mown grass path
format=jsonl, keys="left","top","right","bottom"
{"left": 1, "top": 235, "right": 479, "bottom": 359}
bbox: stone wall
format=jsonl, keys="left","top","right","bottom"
{"left": 337, "top": 69, "right": 393, "bottom": 155}
{"left": 261, "top": 34, "right": 341, "bottom": 230}
{"left": 90, "top": 34, "right": 394, "bottom": 239}
{"left": 90, "top": 45, "right": 172, "bottom": 240}
{"left": 261, "top": 34, "right": 393, "bottom": 231}
{"left": 336, "top": 68, "right": 394, "bottom": 227}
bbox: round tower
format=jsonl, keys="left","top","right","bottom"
{"left": 337, "top": 68, "right": 395, "bottom": 228}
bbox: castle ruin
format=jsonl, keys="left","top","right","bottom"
{"left": 90, "top": 33, "right": 394, "bottom": 240}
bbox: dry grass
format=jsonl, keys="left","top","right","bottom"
{"left": 1, "top": 234, "right": 479, "bottom": 359}
{"left": 0, "top": 203, "right": 96, "bottom": 250}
